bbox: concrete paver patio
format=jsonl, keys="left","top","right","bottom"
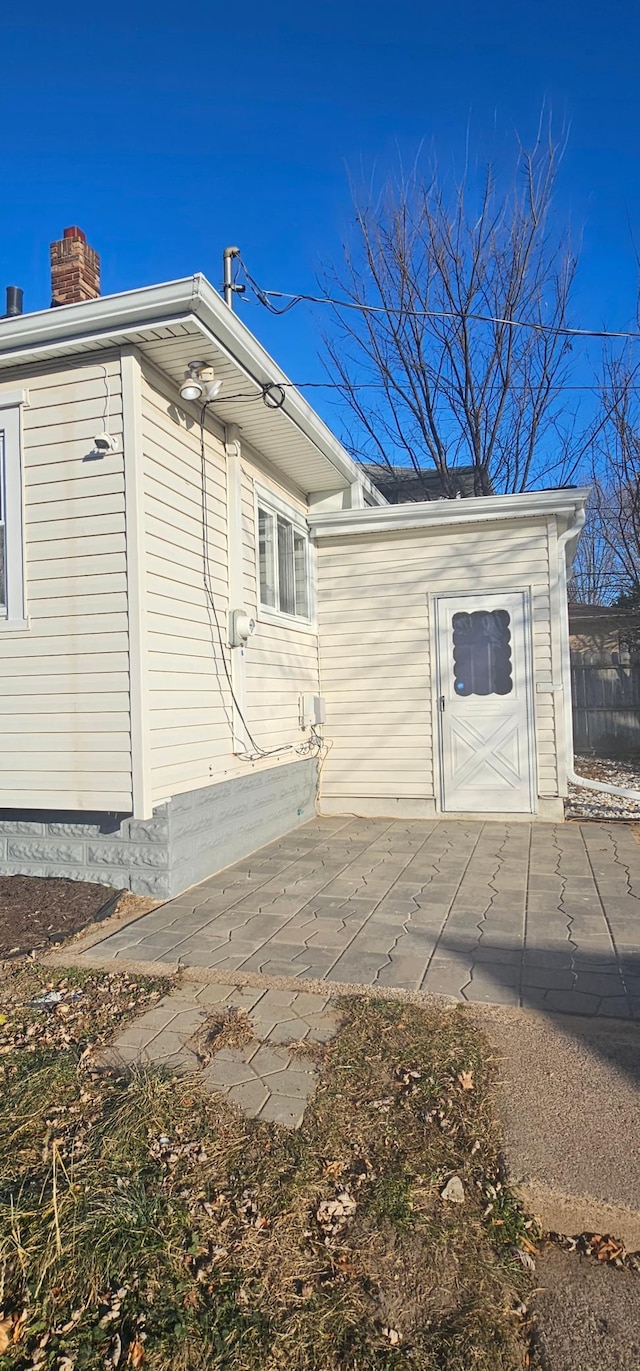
{"left": 86, "top": 817, "right": 640, "bottom": 1020}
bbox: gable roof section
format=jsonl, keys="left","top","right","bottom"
{"left": 0, "top": 274, "right": 383, "bottom": 501}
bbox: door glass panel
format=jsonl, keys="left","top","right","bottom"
{"left": 452, "top": 609, "right": 513, "bottom": 697}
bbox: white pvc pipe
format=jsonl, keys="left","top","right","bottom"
{"left": 558, "top": 506, "right": 640, "bottom": 804}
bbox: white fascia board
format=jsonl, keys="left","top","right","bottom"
{"left": 0, "top": 278, "right": 201, "bottom": 357}
{"left": 0, "top": 273, "right": 382, "bottom": 501}
{"left": 308, "top": 487, "right": 591, "bottom": 538}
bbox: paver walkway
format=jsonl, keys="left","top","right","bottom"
{"left": 97, "top": 982, "right": 339, "bottom": 1127}
{"left": 87, "top": 817, "right": 640, "bottom": 1019}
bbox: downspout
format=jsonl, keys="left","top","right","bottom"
{"left": 558, "top": 504, "right": 640, "bottom": 803}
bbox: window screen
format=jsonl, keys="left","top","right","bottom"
{"left": 452, "top": 609, "right": 513, "bottom": 697}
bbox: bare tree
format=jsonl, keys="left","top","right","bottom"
{"left": 588, "top": 354, "right": 640, "bottom": 603}
{"left": 322, "top": 126, "right": 578, "bottom": 496}
{"left": 568, "top": 498, "right": 618, "bottom": 604}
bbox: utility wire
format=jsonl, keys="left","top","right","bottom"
{"left": 214, "top": 378, "right": 640, "bottom": 397}
{"left": 199, "top": 403, "right": 293, "bottom": 761}
{"left": 237, "top": 257, "right": 640, "bottom": 343}
{"left": 199, "top": 404, "right": 325, "bottom": 763}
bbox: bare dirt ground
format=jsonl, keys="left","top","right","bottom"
{"left": 0, "top": 875, "right": 121, "bottom": 959}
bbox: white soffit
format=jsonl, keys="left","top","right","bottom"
{"left": 0, "top": 275, "right": 383, "bottom": 500}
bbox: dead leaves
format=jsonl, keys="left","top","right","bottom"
{"left": 457, "top": 1069, "right": 474, "bottom": 1091}
{"left": 0, "top": 1308, "right": 27, "bottom": 1353}
{"left": 593, "top": 1235, "right": 627, "bottom": 1264}
{"left": 0, "top": 971, "right": 166, "bottom": 1057}
{"left": 322, "top": 1158, "right": 345, "bottom": 1180}
{"left": 237, "top": 1188, "right": 270, "bottom": 1231}
{"left": 440, "top": 1176, "right": 465, "bottom": 1205}
{"left": 511, "top": 1245, "right": 536, "bottom": 1272}
{"left": 316, "top": 1191, "right": 357, "bottom": 1241}
{"left": 393, "top": 1063, "right": 422, "bottom": 1094}
{"left": 550, "top": 1230, "right": 640, "bottom": 1271}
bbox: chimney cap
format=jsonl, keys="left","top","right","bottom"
{"left": 63, "top": 226, "right": 87, "bottom": 243}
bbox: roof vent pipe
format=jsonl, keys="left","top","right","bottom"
{"left": 5, "top": 286, "right": 23, "bottom": 317}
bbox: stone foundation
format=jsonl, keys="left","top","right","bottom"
{"left": 0, "top": 759, "right": 317, "bottom": 897}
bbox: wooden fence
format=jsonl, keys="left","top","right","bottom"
{"left": 571, "top": 650, "right": 640, "bottom": 755}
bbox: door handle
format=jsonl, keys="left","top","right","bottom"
{"left": 439, "top": 695, "right": 445, "bottom": 712}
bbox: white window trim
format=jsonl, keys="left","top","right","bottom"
{"left": 254, "top": 483, "right": 316, "bottom": 633}
{"left": 0, "top": 392, "right": 27, "bottom": 631}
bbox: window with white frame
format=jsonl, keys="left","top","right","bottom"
{"left": 257, "top": 495, "right": 311, "bottom": 621}
{"left": 0, "top": 401, "right": 26, "bottom": 627}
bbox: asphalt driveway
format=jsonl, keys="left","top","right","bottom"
{"left": 86, "top": 816, "right": 640, "bottom": 1019}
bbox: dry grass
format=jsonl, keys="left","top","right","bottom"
{"left": 191, "top": 1007, "right": 257, "bottom": 1065}
{"left": 0, "top": 970, "right": 537, "bottom": 1370}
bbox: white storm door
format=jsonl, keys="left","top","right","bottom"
{"left": 436, "top": 591, "right": 534, "bottom": 813}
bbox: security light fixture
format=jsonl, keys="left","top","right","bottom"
{"left": 179, "top": 360, "right": 222, "bottom": 404}
{"left": 93, "top": 431, "right": 118, "bottom": 453}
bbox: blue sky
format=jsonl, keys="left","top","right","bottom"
{"left": 1, "top": 0, "right": 639, "bottom": 435}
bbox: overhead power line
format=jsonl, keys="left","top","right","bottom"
{"left": 237, "top": 257, "right": 640, "bottom": 344}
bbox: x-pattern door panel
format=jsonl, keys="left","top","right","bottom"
{"left": 436, "top": 591, "right": 534, "bottom": 813}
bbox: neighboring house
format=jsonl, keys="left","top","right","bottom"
{"left": 0, "top": 228, "right": 588, "bottom": 895}
{"left": 569, "top": 603, "right": 640, "bottom": 656}
{"left": 365, "top": 464, "right": 487, "bottom": 503}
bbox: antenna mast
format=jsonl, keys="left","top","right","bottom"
{"left": 222, "top": 246, "right": 241, "bottom": 309}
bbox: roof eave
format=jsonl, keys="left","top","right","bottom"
{"left": 0, "top": 274, "right": 384, "bottom": 502}
{"left": 308, "top": 487, "right": 591, "bottom": 538}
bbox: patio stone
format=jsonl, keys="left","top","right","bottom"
{"left": 259, "top": 1095, "right": 306, "bottom": 1127}
{"left": 522, "top": 966, "right": 576, "bottom": 991}
{"left": 474, "top": 945, "right": 522, "bottom": 965}
{"left": 303, "top": 1012, "right": 341, "bottom": 1042}
{"left": 377, "top": 956, "right": 428, "bottom": 989}
{"left": 83, "top": 817, "right": 640, "bottom": 1020}
{"left": 226, "top": 1079, "right": 271, "bottom": 1117}
{"left": 421, "top": 960, "right": 470, "bottom": 996}
{"left": 326, "top": 952, "right": 390, "bottom": 984}
{"left": 544, "top": 989, "right": 602, "bottom": 1014}
{"left": 248, "top": 1044, "right": 293, "bottom": 1076}
{"left": 572, "top": 972, "right": 627, "bottom": 997}
{"left": 597, "top": 996, "right": 632, "bottom": 1018}
{"left": 268, "top": 1066, "right": 317, "bottom": 1099}
{"left": 463, "top": 979, "right": 519, "bottom": 1006}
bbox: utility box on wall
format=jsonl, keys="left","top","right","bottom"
{"left": 299, "top": 694, "right": 327, "bottom": 729}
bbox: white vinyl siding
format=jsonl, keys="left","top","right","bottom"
{"left": 316, "top": 518, "right": 560, "bottom": 808}
{"left": 0, "top": 359, "right": 132, "bottom": 810}
{"left": 141, "top": 368, "right": 235, "bottom": 803}
{"left": 142, "top": 381, "right": 321, "bottom": 797}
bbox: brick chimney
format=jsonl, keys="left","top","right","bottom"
{"left": 50, "top": 226, "right": 100, "bottom": 306}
